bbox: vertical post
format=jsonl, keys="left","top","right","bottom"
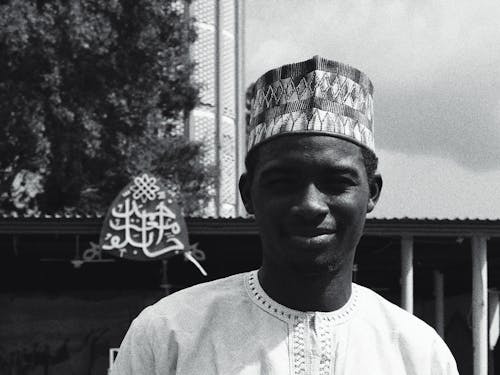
{"left": 235, "top": 0, "right": 246, "bottom": 217}
{"left": 489, "top": 290, "right": 500, "bottom": 351}
{"left": 214, "top": 0, "right": 222, "bottom": 216}
{"left": 489, "top": 290, "right": 500, "bottom": 375}
{"left": 472, "top": 236, "right": 488, "bottom": 375}
{"left": 434, "top": 269, "right": 444, "bottom": 337}
{"left": 75, "top": 234, "right": 80, "bottom": 260}
{"left": 160, "top": 259, "right": 170, "bottom": 296}
{"left": 401, "top": 236, "right": 414, "bottom": 313}
{"left": 12, "top": 235, "right": 19, "bottom": 256}
{"left": 182, "top": 0, "right": 191, "bottom": 138}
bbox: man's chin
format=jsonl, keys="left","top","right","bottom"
{"left": 289, "top": 259, "right": 339, "bottom": 279}
{"left": 280, "top": 241, "right": 346, "bottom": 276}
{"left": 286, "top": 249, "right": 340, "bottom": 276}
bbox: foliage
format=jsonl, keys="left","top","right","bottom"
{"left": 0, "top": 0, "right": 214, "bottom": 216}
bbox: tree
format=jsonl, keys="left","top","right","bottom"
{"left": 0, "top": 0, "right": 214, "bottom": 216}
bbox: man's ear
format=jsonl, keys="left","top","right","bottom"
{"left": 367, "top": 174, "right": 383, "bottom": 213}
{"left": 239, "top": 172, "right": 254, "bottom": 214}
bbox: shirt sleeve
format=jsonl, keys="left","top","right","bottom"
{"left": 431, "top": 335, "right": 460, "bottom": 375}
{"left": 110, "top": 309, "right": 156, "bottom": 375}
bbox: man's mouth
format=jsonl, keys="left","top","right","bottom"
{"left": 288, "top": 228, "right": 336, "bottom": 237}
{"left": 286, "top": 228, "right": 337, "bottom": 248}
{"left": 288, "top": 234, "right": 335, "bottom": 248}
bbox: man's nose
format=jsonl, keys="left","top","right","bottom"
{"left": 290, "top": 183, "right": 329, "bottom": 221}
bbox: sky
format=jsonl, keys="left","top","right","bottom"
{"left": 244, "top": 0, "right": 500, "bottom": 219}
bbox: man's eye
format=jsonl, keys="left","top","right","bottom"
{"left": 267, "top": 177, "right": 292, "bottom": 185}
{"left": 319, "top": 178, "right": 354, "bottom": 192}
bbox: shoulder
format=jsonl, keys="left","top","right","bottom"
{"left": 112, "top": 271, "right": 252, "bottom": 374}
{"left": 353, "top": 284, "right": 458, "bottom": 373}
{"left": 354, "top": 283, "right": 436, "bottom": 337}
{"left": 134, "top": 271, "right": 249, "bottom": 327}
{"left": 353, "top": 283, "right": 444, "bottom": 351}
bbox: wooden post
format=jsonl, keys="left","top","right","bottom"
{"left": 401, "top": 236, "right": 414, "bottom": 313}
{"left": 489, "top": 290, "right": 500, "bottom": 351}
{"left": 160, "top": 259, "right": 170, "bottom": 296}
{"left": 472, "top": 236, "right": 488, "bottom": 375}
{"left": 434, "top": 269, "right": 444, "bottom": 337}
{"left": 182, "top": 0, "right": 191, "bottom": 139}
{"left": 12, "top": 235, "right": 18, "bottom": 256}
{"left": 214, "top": 0, "right": 222, "bottom": 216}
{"left": 489, "top": 290, "right": 500, "bottom": 375}
{"left": 75, "top": 234, "right": 80, "bottom": 260}
{"left": 235, "top": 0, "right": 246, "bottom": 217}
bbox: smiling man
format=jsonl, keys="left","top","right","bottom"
{"left": 112, "top": 56, "right": 459, "bottom": 374}
{"left": 240, "top": 135, "right": 378, "bottom": 313}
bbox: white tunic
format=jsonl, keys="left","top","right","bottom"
{"left": 112, "top": 270, "right": 459, "bottom": 375}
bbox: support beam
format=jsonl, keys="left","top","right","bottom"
{"left": 489, "top": 290, "right": 499, "bottom": 351}
{"left": 214, "top": 0, "right": 222, "bottom": 216}
{"left": 401, "top": 236, "right": 414, "bottom": 314}
{"left": 235, "top": 0, "right": 246, "bottom": 217}
{"left": 472, "top": 236, "right": 488, "bottom": 375}
{"left": 160, "top": 259, "right": 171, "bottom": 296}
{"left": 434, "top": 269, "right": 444, "bottom": 338}
{"left": 182, "top": 0, "right": 191, "bottom": 139}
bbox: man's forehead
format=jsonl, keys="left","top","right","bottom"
{"left": 254, "top": 134, "right": 364, "bottom": 169}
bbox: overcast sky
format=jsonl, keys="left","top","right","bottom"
{"left": 245, "top": 0, "right": 500, "bottom": 219}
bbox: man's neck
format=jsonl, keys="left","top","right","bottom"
{"left": 257, "top": 264, "right": 353, "bottom": 312}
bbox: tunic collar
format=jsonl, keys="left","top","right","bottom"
{"left": 244, "top": 270, "right": 359, "bottom": 324}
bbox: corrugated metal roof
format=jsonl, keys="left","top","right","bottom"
{"left": 1, "top": 212, "right": 499, "bottom": 221}
{"left": 0, "top": 213, "right": 104, "bottom": 219}
{"left": 1, "top": 214, "right": 500, "bottom": 237}
{"left": 369, "top": 215, "right": 500, "bottom": 221}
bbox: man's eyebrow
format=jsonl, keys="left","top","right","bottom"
{"left": 322, "top": 165, "right": 360, "bottom": 178}
{"left": 258, "top": 163, "right": 361, "bottom": 179}
{"left": 259, "top": 164, "right": 296, "bottom": 178}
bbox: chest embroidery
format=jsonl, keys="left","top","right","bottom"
{"left": 292, "top": 318, "right": 307, "bottom": 374}
{"left": 245, "top": 271, "right": 358, "bottom": 375}
{"left": 290, "top": 315, "right": 335, "bottom": 375}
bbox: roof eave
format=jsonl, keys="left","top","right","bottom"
{"left": 0, "top": 217, "right": 499, "bottom": 237}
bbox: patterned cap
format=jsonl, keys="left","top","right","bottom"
{"left": 247, "top": 55, "right": 375, "bottom": 155}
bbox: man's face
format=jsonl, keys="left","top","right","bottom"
{"left": 240, "top": 135, "right": 381, "bottom": 277}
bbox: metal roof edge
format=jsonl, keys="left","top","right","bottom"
{"left": 0, "top": 216, "right": 499, "bottom": 237}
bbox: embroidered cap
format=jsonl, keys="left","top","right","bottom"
{"left": 247, "top": 55, "right": 375, "bottom": 155}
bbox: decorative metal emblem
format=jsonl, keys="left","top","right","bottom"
{"left": 100, "top": 173, "right": 189, "bottom": 261}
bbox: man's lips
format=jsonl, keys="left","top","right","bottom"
{"left": 286, "top": 231, "right": 336, "bottom": 249}
{"left": 287, "top": 228, "right": 336, "bottom": 237}
{"left": 285, "top": 227, "right": 336, "bottom": 247}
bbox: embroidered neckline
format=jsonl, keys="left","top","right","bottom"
{"left": 244, "top": 269, "right": 359, "bottom": 324}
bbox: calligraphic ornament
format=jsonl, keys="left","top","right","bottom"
{"left": 99, "top": 173, "right": 189, "bottom": 261}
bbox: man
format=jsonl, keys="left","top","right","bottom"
{"left": 112, "top": 56, "right": 459, "bottom": 374}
